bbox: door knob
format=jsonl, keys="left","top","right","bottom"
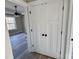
{"left": 45, "top": 34, "right": 47, "bottom": 37}
{"left": 71, "top": 38, "right": 73, "bottom": 41}
{"left": 42, "top": 34, "right": 44, "bottom": 36}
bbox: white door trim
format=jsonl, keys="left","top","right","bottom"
{"left": 28, "top": 0, "right": 64, "bottom": 59}
{"left": 60, "top": 0, "right": 73, "bottom": 59}
{"left": 64, "top": 0, "right": 73, "bottom": 59}
{"left": 27, "top": 0, "right": 72, "bottom": 59}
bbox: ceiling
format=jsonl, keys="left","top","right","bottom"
{"left": 24, "top": 0, "right": 37, "bottom": 2}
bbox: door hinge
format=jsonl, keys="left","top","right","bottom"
{"left": 60, "top": 50, "right": 61, "bottom": 55}
{"left": 32, "top": 44, "right": 34, "bottom": 47}
{"left": 61, "top": 31, "right": 62, "bottom": 35}
{"left": 62, "top": 6, "right": 64, "bottom": 10}
{"left": 31, "top": 29, "right": 33, "bottom": 32}
{"left": 29, "top": 11, "right": 31, "bottom": 14}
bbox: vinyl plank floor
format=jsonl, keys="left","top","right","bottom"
{"left": 20, "top": 52, "right": 56, "bottom": 59}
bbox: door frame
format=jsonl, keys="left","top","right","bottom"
{"left": 60, "top": 0, "right": 73, "bottom": 59}
{"left": 64, "top": 0, "right": 73, "bottom": 59}
{"left": 6, "top": 0, "right": 73, "bottom": 59}
{"left": 5, "top": 19, "right": 14, "bottom": 59}
{"left": 5, "top": 0, "right": 32, "bottom": 59}
{"left": 28, "top": 0, "right": 72, "bottom": 59}
{"left": 8, "top": 0, "right": 31, "bottom": 52}
{"left": 28, "top": 0, "right": 64, "bottom": 59}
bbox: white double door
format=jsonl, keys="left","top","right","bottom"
{"left": 29, "top": 0, "right": 63, "bottom": 58}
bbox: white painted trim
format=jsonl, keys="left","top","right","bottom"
{"left": 60, "top": 0, "right": 73, "bottom": 59}
{"left": 24, "top": 7, "right": 32, "bottom": 52}
{"left": 65, "top": 0, "right": 73, "bottom": 59}
{"left": 28, "top": 0, "right": 63, "bottom": 7}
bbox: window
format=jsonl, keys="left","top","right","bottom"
{"left": 6, "top": 16, "right": 17, "bottom": 30}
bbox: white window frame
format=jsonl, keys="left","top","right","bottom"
{"left": 5, "top": 16, "right": 17, "bottom": 30}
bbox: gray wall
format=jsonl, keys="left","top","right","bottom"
{"left": 9, "top": 15, "right": 25, "bottom": 36}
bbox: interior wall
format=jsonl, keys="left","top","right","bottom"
{"left": 9, "top": 15, "right": 25, "bottom": 36}
{"left": 5, "top": 0, "right": 28, "bottom": 59}
{"left": 5, "top": 23, "right": 14, "bottom": 59}
{"left": 5, "top": 1, "right": 26, "bottom": 36}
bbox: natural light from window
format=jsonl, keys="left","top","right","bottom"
{"left": 5, "top": 16, "right": 17, "bottom": 30}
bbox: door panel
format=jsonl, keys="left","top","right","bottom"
{"left": 37, "top": 24, "right": 50, "bottom": 54}
{"left": 48, "top": 23, "right": 58, "bottom": 57}
{"left": 29, "top": 5, "right": 40, "bottom": 51}
{"left": 34, "top": 4, "right": 50, "bottom": 54}
{"left": 29, "top": 0, "right": 63, "bottom": 58}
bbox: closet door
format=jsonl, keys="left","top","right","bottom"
{"left": 29, "top": 4, "right": 50, "bottom": 54}
{"left": 29, "top": 0, "right": 63, "bottom": 58}
{"left": 46, "top": 1, "right": 63, "bottom": 58}
{"left": 36, "top": 4, "right": 50, "bottom": 55}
